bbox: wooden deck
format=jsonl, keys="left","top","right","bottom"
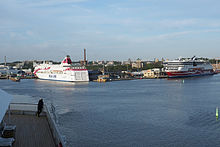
{"left": 3, "top": 114, "right": 56, "bottom": 147}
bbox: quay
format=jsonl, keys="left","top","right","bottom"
{"left": 1, "top": 103, "right": 65, "bottom": 147}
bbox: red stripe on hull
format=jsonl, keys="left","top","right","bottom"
{"left": 34, "top": 67, "right": 51, "bottom": 74}
{"left": 166, "top": 69, "right": 214, "bottom": 77}
{"left": 64, "top": 68, "right": 88, "bottom": 71}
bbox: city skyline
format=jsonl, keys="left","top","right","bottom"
{"left": 1, "top": 0, "right": 220, "bottom": 62}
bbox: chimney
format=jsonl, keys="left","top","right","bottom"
{"left": 4, "top": 56, "right": 6, "bottom": 67}
{"left": 84, "top": 48, "right": 87, "bottom": 66}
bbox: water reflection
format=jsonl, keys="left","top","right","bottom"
{"left": 34, "top": 79, "right": 89, "bottom": 86}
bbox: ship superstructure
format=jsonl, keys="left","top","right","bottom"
{"left": 34, "top": 55, "right": 89, "bottom": 82}
{"left": 163, "top": 56, "right": 214, "bottom": 78}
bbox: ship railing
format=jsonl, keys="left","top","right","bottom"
{"left": 7, "top": 103, "right": 66, "bottom": 147}
{"left": 44, "top": 103, "right": 66, "bottom": 147}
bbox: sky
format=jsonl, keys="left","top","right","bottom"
{"left": 0, "top": 0, "right": 220, "bottom": 62}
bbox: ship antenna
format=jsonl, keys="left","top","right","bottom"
{"left": 192, "top": 56, "right": 196, "bottom": 60}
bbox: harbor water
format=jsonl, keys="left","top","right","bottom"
{"left": 1, "top": 74, "right": 220, "bottom": 146}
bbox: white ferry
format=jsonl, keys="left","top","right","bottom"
{"left": 163, "top": 56, "right": 214, "bottom": 78}
{"left": 34, "top": 55, "right": 89, "bottom": 82}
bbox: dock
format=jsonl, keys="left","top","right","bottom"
{"left": 1, "top": 103, "right": 64, "bottom": 147}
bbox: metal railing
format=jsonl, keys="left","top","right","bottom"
{"left": 9, "top": 103, "right": 40, "bottom": 112}
{"left": 44, "top": 103, "right": 65, "bottom": 147}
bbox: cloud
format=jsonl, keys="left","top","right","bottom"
{"left": 146, "top": 29, "right": 220, "bottom": 41}
{"left": 71, "top": 4, "right": 92, "bottom": 13}
{"left": 9, "top": 32, "right": 27, "bottom": 40}
{"left": 26, "top": 30, "right": 34, "bottom": 37}
{"left": 159, "top": 19, "right": 198, "bottom": 29}
{"left": 114, "top": 29, "right": 220, "bottom": 44}
{"left": 18, "top": 0, "right": 88, "bottom": 8}
{"left": 157, "top": 31, "right": 193, "bottom": 39}
{"left": 1, "top": 30, "right": 39, "bottom": 41}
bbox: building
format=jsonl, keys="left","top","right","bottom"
{"left": 143, "top": 69, "right": 154, "bottom": 78}
{"left": 106, "top": 61, "right": 114, "bottom": 66}
{"left": 92, "top": 61, "right": 98, "bottom": 65}
{"left": 14, "top": 62, "right": 24, "bottom": 69}
{"left": 155, "top": 58, "right": 159, "bottom": 63}
{"left": 98, "top": 61, "right": 105, "bottom": 65}
{"left": 212, "top": 63, "right": 220, "bottom": 73}
{"left": 122, "top": 58, "right": 132, "bottom": 65}
{"left": 143, "top": 68, "right": 166, "bottom": 78}
{"left": 132, "top": 58, "right": 143, "bottom": 69}
{"left": 33, "top": 61, "right": 43, "bottom": 67}
{"left": 131, "top": 71, "right": 144, "bottom": 78}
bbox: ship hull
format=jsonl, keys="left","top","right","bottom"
{"left": 35, "top": 70, "right": 89, "bottom": 82}
{"left": 166, "top": 69, "right": 214, "bottom": 78}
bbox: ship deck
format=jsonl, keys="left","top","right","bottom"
{"left": 3, "top": 114, "right": 55, "bottom": 147}
{"left": 1, "top": 103, "right": 64, "bottom": 147}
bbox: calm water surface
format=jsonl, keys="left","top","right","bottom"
{"left": 1, "top": 75, "right": 220, "bottom": 147}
